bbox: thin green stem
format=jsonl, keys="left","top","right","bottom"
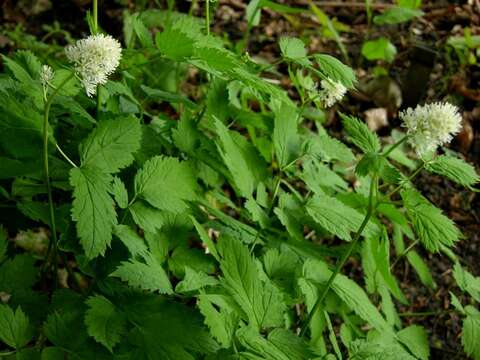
{"left": 92, "top": 0, "right": 98, "bottom": 34}
{"left": 382, "top": 135, "right": 408, "bottom": 158}
{"left": 300, "top": 176, "right": 378, "bottom": 337}
{"left": 205, "top": 0, "right": 210, "bottom": 36}
{"left": 55, "top": 143, "right": 78, "bottom": 168}
{"left": 42, "top": 73, "right": 75, "bottom": 278}
{"left": 386, "top": 163, "right": 425, "bottom": 198}
{"left": 391, "top": 239, "right": 419, "bottom": 270}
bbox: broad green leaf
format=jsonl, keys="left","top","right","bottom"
{"left": 80, "top": 115, "right": 142, "bottom": 173}
{"left": 462, "top": 306, "right": 480, "bottom": 360}
{"left": 306, "top": 129, "right": 355, "bottom": 163}
{"left": 426, "top": 155, "right": 479, "bottom": 188}
{"left": 362, "top": 37, "right": 397, "bottom": 63}
{"left": 398, "top": 325, "right": 430, "bottom": 360}
{"left": 314, "top": 54, "right": 356, "bottom": 88}
{"left": 218, "top": 236, "right": 285, "bottom": 330}
{"left": 306, "top": 194, "right": 379, "bottom": 241}
{"left": 340, "top": 113, "right": 381, "bottom": 153}
{"left": 0, "top": 305, "right": 32, "bottom": 349}
{"left": 84, "top": 296, "right": 126, "bottom": 352}
{"left": 155, "top": 28, "right": 194, "bottom": 60}
{"left": 272, "top": 100, "right": 300, "bottom": 169}
{"left": 348, "top": 336, "right": 416, "bottom": 360}
{"left": 374, "top": 6, "right": 423, "bottom": 25}
{"left": 453, "top": 263, "right": 480, "bottom": 303}
{"left": 401, "top": 189, "right": 461, "bottom": 252}
{"left": 70, "top": 167, "right": 117, "bottom": 259}
{"left": 111, "top": 253, "right": 173, "bottom": 294}
{"left": 134, "top": 156, "right": 197, "bottom": 213}
{"left": 131, "top": 14, "right": 153, "bottom": 47}
{"left": 113, "top": 224, "right": 149, "bottom": 257}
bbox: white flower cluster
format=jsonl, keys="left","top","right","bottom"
{"left": 318, "top": 78, "right": 347, "bottom": 108}
{"left": 400, "top": 102, "right": 462, "bottom": 157}
{"left": 65, "top": 34, "right": 122, "bottom": 97}
{"left": 39, "top": 65, "right": 54, "bottom": 87}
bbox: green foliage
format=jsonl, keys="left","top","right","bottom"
{"left": 0, "top": 4, "right": 477, "bottom": 359}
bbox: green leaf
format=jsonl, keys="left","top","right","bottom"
{"left": 340, "top": 113, "right": 381, "bottom": 153}
{"left": 111, "top": 176, "right": 128, "bottom": 209}
{"left": 218, "top": 236, "right": 285, "bottom": 330}
{"left": 84, "top": 296, "right": 126, "bottom": 352}
{"left": 272, "top": 100, "right": 300, "bottom": 169}
{"left": 398, "top": 325, "right": 430, "bottom": 360}
{"left": 362, "top": 37, "right": 397, "bottom": 63}
{"left": 306, "top": 194, "right": 379, "bottom": 241}
{"left": 462, "top": 306, "right": 480, "bottom": 360}
{"left": 129, "top": 200, "right": 166, "bottom": 233}
{"left": 175, "top": 267, "right": 218, "bottom": 293}
{"left": 374, "top": 6, "right": 423, "bottom": 25}
{"left": 303, "top": 259, "right": 394, "bottom": 336}
{"left": 406, "top": 250, "right": 436, "bottom": 289}
{"left": 155, "top": 28, "right": 194, "bottom": 60}
{"left": 215, "top": 119, "right": 259, "bottom": 198}
{"left": 70, "top": 167, "right": 117, "bottom": 258}
{"left": 401, "top": 189, "right": 461, "bottom": 252}
{"left": 453, "top": 262, "right": 480, "bottom": 303}
{"left": 131, "top": 14, "right": 153, "bottom": 48}
{"left": 279, "top": 37, "right": 310, "bottom": 66}
{"left": 426, "top": 155, "right": 479, "bottom": 188}
{"left": 113, "top": 224, "right": 149, "bottom": 257}
{"left": 314, "top": 54, "right": 356, "bottom": 88}
{"left": 0, "top": 305, "right": 32, "bottom": 349}
{"left": 80, "top": 115, "right": 142, "bottom": 173}
{"left": 134, "top": 156, "right": 197, "bottom": 213}
{"left": 190, "top": 216, "right": 220, "bottom": 261}
{"left": 197, "top": 294, "right": 238, "bottom": 349}
{"left": 306, "top": 129, "right": 355, "bottom": 163}
{"left": 111, "top": 253, "right": 173, "bottom": 294}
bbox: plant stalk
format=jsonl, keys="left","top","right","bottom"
{"left": 300, "top": 176, "right": 377, "bottom": 337}
{"left": 93, "top": 0, "right": 98, "bottom": 34}
{"left": 205, "top": 0, "right": 210, "bottom": 36}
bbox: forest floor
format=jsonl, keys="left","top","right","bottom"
{"left": 1, "top": 0, "right": 479, "bottom": 358}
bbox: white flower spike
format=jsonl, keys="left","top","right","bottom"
{"left": 318, "top": 78, "right": 347, "bottom": 108}
{"left": 39, "top": 65, "right": 54, "bottom": 87}
{"left": 400, "top": 102, "right": 462, "bottom": 157}
{"left": 65, "top": 34, "right": 122, "bottom": 97}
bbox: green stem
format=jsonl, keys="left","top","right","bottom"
{"left": 92, "top": 0, "right": 98, "bottom": 34}
{"left": 55, "top": 143, "right": 78, "bottom": 168}
{"left": 205, "top": 0, "right": 210, "bottom": 36}
{"left": 300, "top": 176, "right": 377, "bottom": 337}
{"left": 390, "top": 239, "right": 419, "bottom": 270}
{"left": 386, "top": 162, "right": 425, "bottom": 198}
{"left": 382, "top": 135, "right": 408, "bottom": 158}
{"left": 42, "top": 73, "right": 75, "bottom": 277}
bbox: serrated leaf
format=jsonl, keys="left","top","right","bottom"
{"left": 314, "top": 54, "right": 356, "bottom": 88}
{"left": 218, "top": 236, "right": 286, "bottom": 330}
{"left": 134, "top": 156, "right": 197, "bottom": 213}
{"left": 279, "top": 37, "right": 310, "bottom": 66}
{"left": 190, "top": 216, "right": 220, "bottom": 261}
{"left": 406, "top": 250, "right": 436, "bottom": 289}
{"left": 462, "top": 306, "right": 480, "bottom": 360}
{"left": 84, "top": 296, "right": 126, "bottom": 352}
{"left": 426, "top": 155, "right": 479, "bottom": 188}
{"left": 398, "top": 325, "right": 430, "bottom": 360}
{"left": 0, "top": 305, "right": 32, "bottom": 349}
{"left": 453, "top": 262, "right": 480, "bottom": 303}
{"left": 340, "top": 113, "right": 380, "bottom": 153}
{"left": 401, "top": 189, "right": 461, "bottom": 252}
{"left": 129, "top": 200, "right": 166, "bottom": 233}
{"left": 306, "top": 129, "right": 355, "bottom": 163}
{"left": 303, "top": 259, "right": 394, "bottom": 336}
{"left": 111, "top": 253, "right": 173, "bottom": 294}
{"left": 70, "top": 167, "right": 117, "bottom": 258}
{"left": 272, "top": 100, "right": 300, "bottom": 169}
{"left": 80, "top": 115, "right": 142, "bottom": 173}
{"left": 111, "top": 176, "right": 128, "bottom": 209}
{"left": 155, "top": 28, "right": 194, "bottom": 60}
{"left": 175, "top": 267, "right": 218, "bottom": 293}
{"left": 113, "top": 224, "right": 149, "bottom": 257}
{"left": 306, "top": 194, "right": 379, "bottom": 241}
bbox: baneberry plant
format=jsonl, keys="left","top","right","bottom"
{"left": 0, "top": 2, "right": 479, "bottom": 359}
